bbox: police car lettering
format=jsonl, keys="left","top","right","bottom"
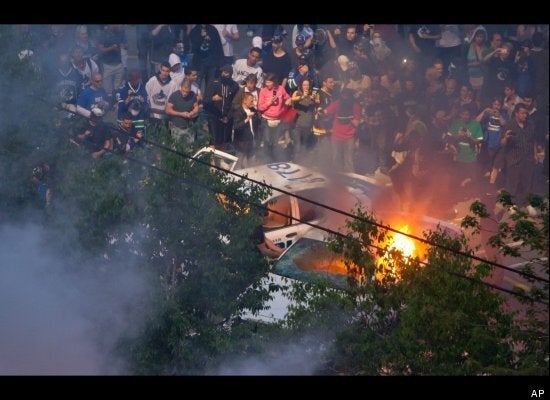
{"left": 267, "top": 162, "right": 325, "bottom": 183}
{"left": 268, "top": 162, "right": 292, "bottom": 171}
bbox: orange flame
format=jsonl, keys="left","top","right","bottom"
{"left": 376, "top": 225, "right": 416, "bottom": 282}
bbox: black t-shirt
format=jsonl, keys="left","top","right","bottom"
{"left": 82, "top": 122, "right": 111, "bottom": 153}
{"left": 262, "top": 52, "right": 292, "bottom": 84}
{"left": 167, "top": 90, "right": 196, "bottom": 128}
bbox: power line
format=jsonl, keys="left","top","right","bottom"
{"left": 128, "top": 129, "right": 548, "bottom": 285}
{"left": 54, "top": 104, "right": 549, "bottom": 285}
{"left": 123, "top": 154, "right": 548, "bottom": 306}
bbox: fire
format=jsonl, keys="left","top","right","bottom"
{"left": 296, "top": 252, "right": 354, "bottom": 276}
{"left": 377, "top": 225, "right": 416, "bottom": 282}
{"left": 216, "top": 193, "right": 250, "bottom": 215}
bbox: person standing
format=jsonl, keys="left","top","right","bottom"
{"left": 96, "top": 25, "right": 127, "bottom": 103}
{"left": 189, "top": 24, "right": 224, "bottom": 91}
{"left": 232, "top": 92, "right": 259, "bottom": 168}
{"left": 262, "top": 35, "right": 292, "bottom": 90}
{"left": 165, "top": 79, "right": 199, "bottom": 145}
{"left": 290, "top": 78, "right": 319, "bottom": 157}
{"left": 500, "top": 103, "right": 538, "bottom": 206}
{"left": 145, "top": 62, "right": 177, "bottom": 129}
{"left": 232, "top": 47, "right": 263, "bottom": 88}
{"left": 214, "top": 24, "right": 239, "bottom": 65}
{"left": 149, "top": 24, "right": 177, "bottom": 74}
{"left": 116, "top": 69, "right": 148, "bottom": 133}
{"left": 257, "top": 73, "right": 292, "bottom": 162}
{"left": 312, "top": 73, "right": 337, "bottom": 159}
{"left": 325, "top": 88, "right": 361, "bottom": 173}
{"left": 447, "top": 105, "right": 484, "bottom": 198}
{"left": 76, "top": 72, "right": 110, "bottom": 118}
{"left": 203, "top": 65, "right": 239, "bottom": 150}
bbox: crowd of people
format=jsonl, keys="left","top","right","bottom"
{"left": 15, "top": 24, "right": 548, "bottom": 216}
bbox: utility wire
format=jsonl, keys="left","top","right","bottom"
{"left": 54, "top": 104, "right": 549, "bottom": 285}
{"left": 131, "top": 129, "right": 549, "bottom": 285}
{"left": 124, "top": 154, "right": 548, "bottom": 306}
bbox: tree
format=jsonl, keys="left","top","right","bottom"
{"left": 462, "top": 191, "right": 549, "bottom": 374}
{"left": 283, "top": 193, "right": 548, "bottom": 375}
{"left": 0, "top": 25, "right": 56, "bottom": 218}
{"left": 112, "top": 129, "right": 278, "bottom": 374}
{"left": 1, "top": 25, "right": 282, "bottom": 374}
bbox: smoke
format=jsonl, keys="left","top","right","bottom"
{"left": 214, "top": 333, "right": 331, "bottom": 375}
{"left": 0, "top": 222, "right": 151, "bottom": 375}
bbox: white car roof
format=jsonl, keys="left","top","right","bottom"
{"left": 236, "top": 163, "right": 330, "bottom": 194}
{"left": 192, "top": 146, "right": 382, "bottom": 205}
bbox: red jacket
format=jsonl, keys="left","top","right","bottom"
{"left": 326, "top": 100, "right": 361, "bottom": 141}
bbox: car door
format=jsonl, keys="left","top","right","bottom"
{"left": 263, "top": 194, "right": 302, "bottom": 250}
{"left": 192, "top": 147, "right": 239, "bottom": 171}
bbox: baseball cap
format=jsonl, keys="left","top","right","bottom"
{"left": 337, "top": 55, "right": 350, "bottom": 71}
{"left": 168, "top": 53, "right": 181, "bottom": 68}
{"left": 272, "top": 35, "right": 283, "bottom": 44}
{"left": 295, "top": 34, "right": 306, "bottom": 45}
{"left": 297, "top": 54, "right": 307, "bottom": 65}
{"left": 252, "top": 36, "right": 262, "bottom": 48}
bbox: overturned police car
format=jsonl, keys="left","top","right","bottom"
{"left": 193, "top": 147, "right": 383, "bottom": 251}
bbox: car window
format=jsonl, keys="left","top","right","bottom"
{"left": 263, "top": 195, "right": 292, "bottom": 230}
{"left": 192, "top": 147, "right": 238, "bottom": 171}
{"left": 295, "top": 188, "right": 326, "bottom": 222}
{"left": 273, "top": 238, "right": 358, "bottom": 289}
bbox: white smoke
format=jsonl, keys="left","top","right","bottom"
{"left": 214, "top": 334, "right": 331, "bottom": 375}
{"left": 0, "top": 223, "right": 151, "bottom": 375}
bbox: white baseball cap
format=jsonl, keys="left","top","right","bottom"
{"left": 169, "top": 53, "right": 181, "bottom": 68}
{"left": 252, "top": 36, "right": 262, "bottom": 48}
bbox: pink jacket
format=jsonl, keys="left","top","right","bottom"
{"left": 258, "top": 86, "right": 290, "bottom": 120}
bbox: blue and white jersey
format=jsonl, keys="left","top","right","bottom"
{"left": 54, "top": 67, "right": 83, "bottom": 104}
{"left": 484, "top": 112, "right": 508, "bottom": 150}
{"left": 286, "top": 68, "right": 319, "bottom": 94}
{"left": 77, "top": 86, "right": 110, "bottom": 111}
{"left": 116, "top": 80, "right": 148, "bottom": 121}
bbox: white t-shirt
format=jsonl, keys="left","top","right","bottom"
{"left": 214, "top": 24, "right": 239, "bottom": 57}
{"left": 232, "top": 58, "right": 264, "bottom": 88}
